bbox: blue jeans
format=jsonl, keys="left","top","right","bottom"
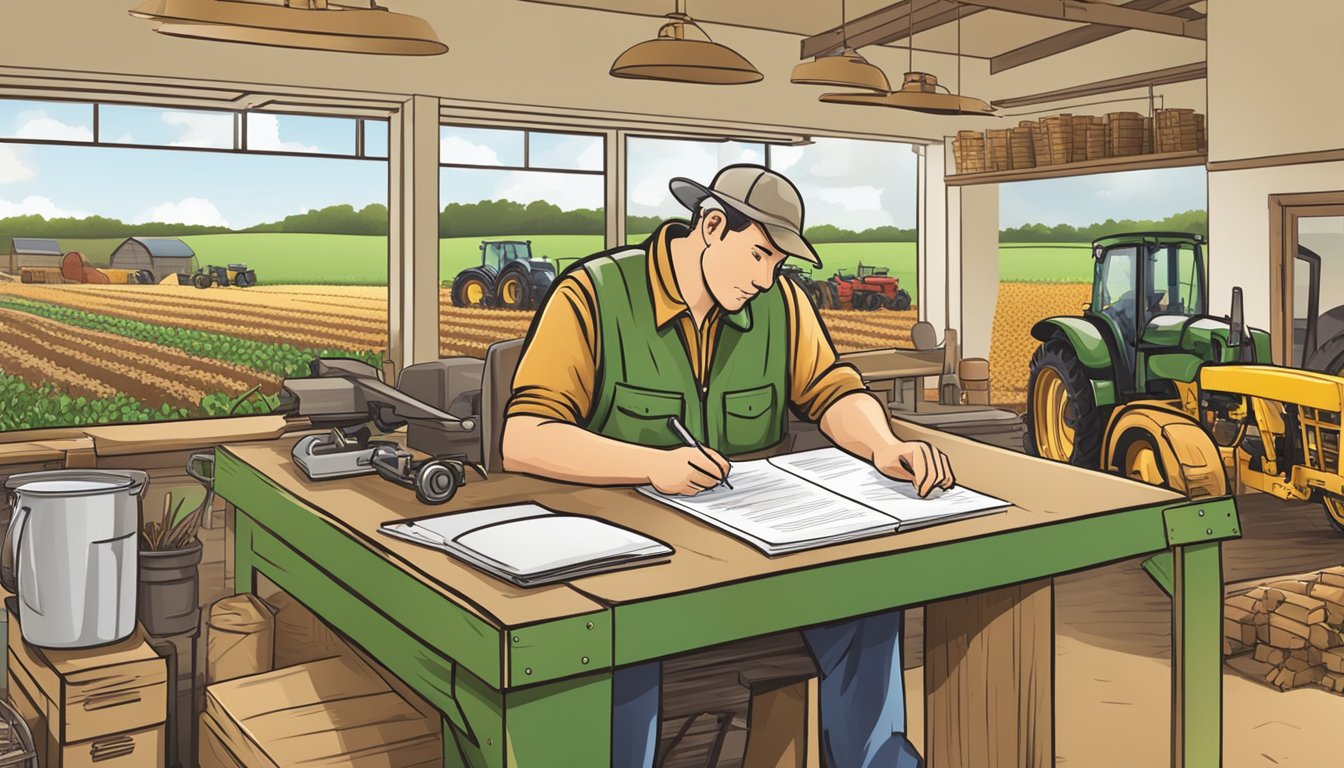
{"left": 612, "top": 609, "right": 921, "bottom": 768}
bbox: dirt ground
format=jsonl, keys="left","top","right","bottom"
{"left": 898, "top": 492, "right": 1344, "bottom": 766}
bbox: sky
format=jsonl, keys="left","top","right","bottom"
{"left": 0, "top": 98, "right": 1206, "bottom": 232}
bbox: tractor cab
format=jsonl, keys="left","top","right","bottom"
{"left": 480, "top": 240, "right": 537, "bottom": 271}
{"left": 1088, "top": 233, "right": 1209, "bottom": 390}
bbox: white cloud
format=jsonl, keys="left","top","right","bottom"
{"left": 493, "top": 173, "right": 602, "bottom": 211}
{"left": 246, "top": 114, "right": 320, "bottom": 153}
{"left": 164, "top": 111, "right": 233, "bottom": 148}
{"left": 134, "top": 197, "right": 229, "bottom": 227}
{"left": 628, "top": 140, "right": 718, "bottom": 212}
{"left": 13, "top": 109, "right": 92, "bottom": 142}
{"left": 817, "top": 185, "right": 884, "bottom": 211}
{"left": 440, "top": 135, "right": 501, "bottom": 166}
{"left": 0, "top": 195, "right": 87, "bottom": 219}
{"left": 0, "top": 146, "right": 34, "bottom": 184}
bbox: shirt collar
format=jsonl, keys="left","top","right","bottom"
{"left": 649, "top": 221, "right": 753, "bottom": 332}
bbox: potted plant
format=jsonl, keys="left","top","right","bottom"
{"left": 138, "top": 453, "right": 214, "bottom": 638}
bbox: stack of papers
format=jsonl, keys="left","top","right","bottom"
{"left": 638, "top": 447, "right": 1009, "bottom": 555}
{"left": 379, "top": 504, "right": 673, "bottom": 586}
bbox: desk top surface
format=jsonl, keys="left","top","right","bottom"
{"left": 841, "top": 347, "right": 944, "bottom": 378}
{"left": 221, "top": 418, "right": 1179, "bottom": 629}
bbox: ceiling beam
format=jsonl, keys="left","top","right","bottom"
{"left": 956, "top": 0, "right": 1206, "bottom": 39}
{"left": 800, "top": 1, "right": 986, "bottom": 60}
{"left": 990, "top": 0, "right": 1203, "bottom": 73}
{"left": 990, "top": 61, "right": 1205, "bottom": 108}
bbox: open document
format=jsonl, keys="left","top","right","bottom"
{"left": 638, "top": 447, "right": 1009, "bottom": 555}
{"left": 379, "top": 503, "right": 672, "bottom": 586}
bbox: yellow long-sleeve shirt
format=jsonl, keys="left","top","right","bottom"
{"left": 505, "top": 222, "right": 867, "bottom": 426}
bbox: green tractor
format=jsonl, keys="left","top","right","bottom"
{"left": 1024, "top": 232, "right": 1275, "bottom": 468}
{"left": 449, "top": 240, "right": 556, "bottom": 310}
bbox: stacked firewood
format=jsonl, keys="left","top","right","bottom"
{"left": 1224, "top": 567, "right": 1344, "bottom": 692}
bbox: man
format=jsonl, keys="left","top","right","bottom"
{"left": 501, "top": 164, "right": 953, "bottom": 768}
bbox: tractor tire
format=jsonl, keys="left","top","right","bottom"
{"left": 495, "top": 267, "right": 533, "bottom": 310}
{"left": 1305, "top": 333, "right": 1344, "bottom": 376}
{"left": 1111, "top": 429, "right": 1169, "bottom": 487}
{"left": 800, "top": 281, "right": 825, "bottom": 310}
{"left": 1323, "top": 494, "right": 1344, "bottom": 535}
{"left": 853, "top": 292, "right": 880, "bottom": 311}
{"left": 886, "top": 289, "right": 912, "bottom": 311}
{"left": 452, "top": 268, "right": 494, "bottom": 308}
{"left": 1025, "top": 338, "right": 1103, "bottom": 468}
{"left": 192, "top": 272, "right": 212, "bottom": 289}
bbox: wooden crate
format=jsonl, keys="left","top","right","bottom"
{"left": 1156, "top": 107, "right": 1201, "bottom": 152}
{"left": 1070, "top": 115, "right": 1094, "bottom": 163}
{"left": 1009, "top": 127, "right": 1035, "bottom": 169}
{"left": 952, "top": 130, "right": 985, "bottom": 174}
{"left": 1085, "top": 117, "right": 1107, "bottom": 161}
{"left": 1023, "top": 120, "right": 1050, "bottom": 167}
{"left": 1042, "top": 115, "right": 1073, "bottom": 165}
{"left": 985, "top": 128, "right": 1012, "bottom": 171}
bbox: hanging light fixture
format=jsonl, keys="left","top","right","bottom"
{"left": 128, "top": 0, "right": 448, "bottom": 56}
{"left": 820, "top": 2, "right": 993, "bottom": 116}
{"left": 791, "top": 0, "right": 890, "bottom": 94}
{"left": 610, "top": 0, "right": 761, "bottom": 85}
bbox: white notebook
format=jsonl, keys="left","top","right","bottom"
{"left": 638, "top": 447, "right": 1009, "bottom": 555}
{"left": 379, "top": 503, "right": 673, "bottom": 586}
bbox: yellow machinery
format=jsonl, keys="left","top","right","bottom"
{"left": 1099, "top": 364, "right": 1344, "bottom": 530}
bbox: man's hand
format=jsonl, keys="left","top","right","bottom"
{"left": 873, "top": 440, "right": 955, "bottom": 497}
{"left": 648, "top": 446, "right": 732, "bottom": 496}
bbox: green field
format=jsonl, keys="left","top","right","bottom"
{"left": 53, "top": 234, "right": 1101, "bottom": 294}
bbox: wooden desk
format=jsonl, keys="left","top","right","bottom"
{"left": 841, "top": 347, "right": 946, "bottom": 410}
{"left": 216, "top": 420, "right": 1237, "bottom": 768}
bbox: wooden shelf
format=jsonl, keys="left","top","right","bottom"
{"left": 945, "top": 149, "right": 1206, "bottom": 186}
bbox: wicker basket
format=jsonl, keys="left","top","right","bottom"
{"left": 1106, "top": 111, "right": 1146, "bottom": 157}
{"left": 0, "top": 702, "right": 37, "bottom": 768}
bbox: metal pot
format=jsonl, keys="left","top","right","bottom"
{"left": 1, "top": 470, "right": 147, "bottom": 649}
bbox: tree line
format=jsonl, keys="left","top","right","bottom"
{"left": 1, "top": 202, "right": 1206, "bottom": 245}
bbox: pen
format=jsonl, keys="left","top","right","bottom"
{"left": 667, "top": 416, "right": 734, "bottom": 490}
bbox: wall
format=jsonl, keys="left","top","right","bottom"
{"left": 1205, "top": 0, "right": 1344, "bottom": 326}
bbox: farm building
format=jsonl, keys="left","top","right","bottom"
{"left": 2, "top": 3, "right": 1344, "bottom": 768}
{"left": 6, "top": 237, "right": 61, "bottom": 273}
{"left": 108, "top": 236, "right": 196, "bottom": 279}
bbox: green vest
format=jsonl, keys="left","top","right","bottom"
{"left": 584, "top": 248, "right": 789, "bottom": 456}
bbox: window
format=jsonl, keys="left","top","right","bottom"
{"left": 0, "top": 100, "right": 93, "bottom": 142}
{"left": 0, "top": 96, "right": 388, "bottom": 433}
{"left": 245, "top": 112, "right": 355, "bottom": 156}
{"left": 1147, "top": 242, "right": 1202, "bottom": 318}
{"left": 437, "top": 125, "right": 604, "bottom": 357}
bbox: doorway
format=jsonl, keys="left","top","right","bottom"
{"left": 1269, "top": 192, "right": 1344, "bottom": 371}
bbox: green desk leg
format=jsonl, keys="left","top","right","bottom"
{"left": 1170, "top": 542, "right": 1222, "bottom": 768}
{"left": 446, "top": 667, "right": 612, "bottom": 768}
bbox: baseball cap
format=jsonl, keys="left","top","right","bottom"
{"left": 669, "top": 164, "right": 821, "bottom": 266}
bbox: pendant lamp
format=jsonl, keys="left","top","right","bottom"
{"left": 610, "top": 2, "right": 761, "bottom": 85}
{"left": 792, "top": 0, "right": 890, "bottom": 93}
{"left": 821, "top": 3, "right": 993, "bottom": 116}
{"left": 129, "top": 0, "right": 448, "bottom": 56}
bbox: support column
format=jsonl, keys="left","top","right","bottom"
{"left": 387, "top": 94, "right": 442, "bottom": 375}
{"left": 918, "top": 143, "right": 949, "bottom": 329}
{"left": 957, "top": 183, "right": 1000, "bottom": 361}
{"left": 605, "top": 129, "right": 627, "bottom": 250}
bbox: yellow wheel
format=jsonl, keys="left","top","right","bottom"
{"left": 1025, "top": 339, "right": 1103, "bottom": 466}
{"left": 1032, "top": 368, "right": 1076, "bottom": 462}
{"left": 1122, "top": 437, "right": 1164, "bottom": 485}
{"left": 1324, "top": 494, "right": 1344, "bottom": 534}
{"left": 495, "top": 269, "right": 532, "bottom": 310}
{"left": 451, "top": 270, "right": 493, "bottom": 308}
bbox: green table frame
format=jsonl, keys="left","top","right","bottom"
{"left": 216, "top": 447, "right": 1238, "bottom": 768}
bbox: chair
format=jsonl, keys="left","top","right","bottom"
{"left": 480, "top": 338, "right": 526, "bottom": 474}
